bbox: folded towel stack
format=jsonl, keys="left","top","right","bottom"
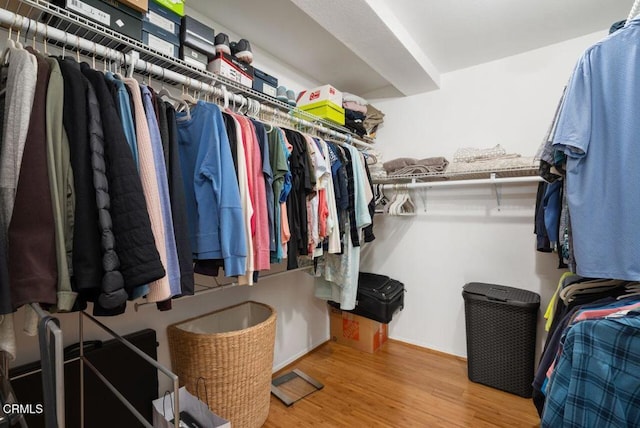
{"left": 383, "top": 157, "right": 449, "bottom": 176}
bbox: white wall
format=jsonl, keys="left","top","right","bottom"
{"left": 361, "top": 31, "right": 608, "bottom": 358}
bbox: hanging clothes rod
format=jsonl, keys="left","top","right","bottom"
{"left": 0, "top": 6, "right": 374, "bottom": 150}
{"left": 380, "top": 174, "right": 543, "bottom": 190}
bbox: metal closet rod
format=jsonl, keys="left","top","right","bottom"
{"left": 380, "top": 174, "right": 543, "bottom": 190}
{"left": 0, "top": 7, "right": 374, "bottom": 150}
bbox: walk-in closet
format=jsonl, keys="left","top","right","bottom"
{"left": 0, "top": 0, "right": 638, "bottom": 427}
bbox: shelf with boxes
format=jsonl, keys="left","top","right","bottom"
{"left": 8, "top": 0, "right": 371, "bottom": 147}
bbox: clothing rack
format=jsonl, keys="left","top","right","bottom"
{"left": 78, "top": 311, "right": 180, "bottom": 428}
{"left": 29, "top": 303, "right": 64, "bottom": 428}
{"left": 0, "top": 1, "right": 374, "bottom": 150}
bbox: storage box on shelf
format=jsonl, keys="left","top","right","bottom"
{"left": 180, "top": 45, "right": 208, "bottom": 69}
{"left": 180, "top": 15, "right": 216, "bottom": 60}
{"left": 143, "top": 0, "right": 180, "bottom": 36}
{"left": 142, "top": 30, "right": 178, "bottom": 57}
{"left": 52, "top": 0, "right": 143, "bottom": 41}
{"left": 297, "top": 84, "right": 343, "bottom": 107}
{"left": 142, "top": 19, "right": 179, "bottom": 55}
{"left": 298, "top": 100, "right": 345, "bottom": 125}
{"left": 117, "top": 0, "right": 147, "bottom": 13}
{"left": 208, "top": 52, "right": 254, "bottom": 89}
{"left": 12, "top": 0, "right": 364, "bottom": 148}
{"left": 151, "top": 0, "right": 183, "bottom": 16}
{"left": 252, "top": 68, "right": 278, "bottom": 98}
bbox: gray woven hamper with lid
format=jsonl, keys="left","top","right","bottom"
{"left": 462, "top": 282, "right": 540, "bottom": 398}
{"left": 167, "top": 301, "right": 277, "bottom": 428}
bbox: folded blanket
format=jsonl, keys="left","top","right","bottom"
{"left": 453, "top": 144, "right": 520, "bottom": 163}
{"left": 343, "top": 92, "right": 368, "bottom": 105}
{"left": 343, "top": 101, "right": 368, "bottom": 114}
{"left": 383, "top": 157, "right": 449, "bottom": 175}
{"left": 446, "top": 157, "right": 539, "bottom": 174}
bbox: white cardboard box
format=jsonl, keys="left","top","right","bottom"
{"left": 297, "top": 84, "right": 343, "bottom": 107}
{"left": 207, "top": 53, "right": 254, "bottom": 89}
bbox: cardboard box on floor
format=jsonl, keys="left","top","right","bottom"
{"left": 329, "top": 306, "right": 388, "bottom": 353}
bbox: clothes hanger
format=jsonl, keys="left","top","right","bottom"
{"left": 158, "top": 71, "right": 192, "bottom": 120}
{"left": 43, "top": 23, "right": 48, "bottom": 55}
{"left": 399, "top": 188, "right": 416, "bottom": 216}
{"left": 180, "top": 78, "right": 198, "bottom": 105}
{"left": 2, "top": 16, "right": 21, "bottom": 65}
{"left": 30, "top": 21, "right": 38, "bottom": 53}
{"left": 91, "top": 41, "right": 96, "bottom": 70}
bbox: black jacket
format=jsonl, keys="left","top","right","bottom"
{"left": 283, "top": 129, "right": 312, "bottom": 269}
{"left": 86, "top": 81, "right": 127, "bottom": 311}
{"left": 57, "top": 58, "right": 103, "bottom": 294}
{"left": 80, "top": 65, "right": 165, "bottom": 294}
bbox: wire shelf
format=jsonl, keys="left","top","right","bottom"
{"left": 4, "top": 0, "right": 364, "bottom": 141}
{"left": 373, "top": 164, "right": 541, "bottom": 184}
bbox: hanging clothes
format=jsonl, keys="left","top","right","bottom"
{"left": 164, "top": 103, "right": 194, "bottom": 296}
{"left": 82, "top": 65, "right": 165, "bottom": 311}
{"left": 0, "top": 45, "right": 38, "bottom": 320}
{"left": 44, "top": 55, "right": 77, "bottom": 312}
{"left": 123, "top": 78, "right": 172, "bottom": 303}
{"left": 231, "top": 113, "right": 270, "bottom": 273}
{"left": 267, "top": 127, "right": 289, "bottom": 264}
{"left": 104, "top": 72, "right": 139, "bottom": 166}
{"left": 224, "top": 114, "right": 254, "bottom": 285}
{"left": 552, "top": 18, "right": 640, "bottom": 281}
{"left": 8, "top": 53, "right": 56, "bottom": 311}
{"left": 176, "top": 101, "right": 247, "bottom": 277}
{"left": 141, "top": 84, "right": 180, "bottom": 300}
{"left": 57, "top": 58, "right": 102, "bottom": 301}
{"left": 314, "top": 143, "right": 372, "bottom": 310}
{"left": 83, "top": 76, "right": 124, "bottom": 311}
{"left": 283, "top": 129, "right": 311, "bottom": 269}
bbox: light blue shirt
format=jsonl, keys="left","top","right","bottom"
{"left": 141, "top": 85, "right": 181, "bottom": 297}
{"left": 553, "top": 19, "right": 640, "bottom": 280}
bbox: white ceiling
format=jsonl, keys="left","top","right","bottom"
{"left": 190, "top": 0, "right": 633, "bottom": 98}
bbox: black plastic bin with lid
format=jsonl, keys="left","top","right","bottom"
{"left": 462, "top": 282, "right": 540, "bottom": 398}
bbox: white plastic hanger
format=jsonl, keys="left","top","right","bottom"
{"left": 2, "top": 16, "right": 24, "bottom": 65}
{"left": 158, "top": 70, "right": 192, "bottom": 120}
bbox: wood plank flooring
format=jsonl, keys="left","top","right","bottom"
{"left": 265, "top": 340, "right": 540, "bottom": 427}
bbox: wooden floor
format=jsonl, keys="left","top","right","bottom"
{"left": 265, "top": 340, "right": 540, "bottom": 428}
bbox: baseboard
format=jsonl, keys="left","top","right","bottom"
{"left": 387, "top": 336, "right": 467, "bottom": 362}
{"left": 387, "top": 338, "right": 467, "bottom": 362}
{"left": 272, "top": 337, "right": 330, "bottom": 373}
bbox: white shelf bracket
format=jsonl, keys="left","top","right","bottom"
{"left": 491, "top": 173, "right": 503, "bottom": 210}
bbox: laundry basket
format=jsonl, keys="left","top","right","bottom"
{"left": 167, "top": 301, "right": 277, "bottom": 428}
{"left": 462, "top": 283, "right": 539, "bottom": 398}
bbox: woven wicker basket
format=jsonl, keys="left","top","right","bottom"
{"left": 167, "top": 301, "right": 277, "bottom": 428}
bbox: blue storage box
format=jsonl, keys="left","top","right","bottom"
{"left": 144, "top": 0, "right": 180, "bottom": 37}
{"left": 142, "top": 20, "right": 179, "bottom": 46}
{"left": 142, "top": 31, "right": 179, "bottom": 57}
{"left": 252, "top": 68, "right": 278, "bottom": 98}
